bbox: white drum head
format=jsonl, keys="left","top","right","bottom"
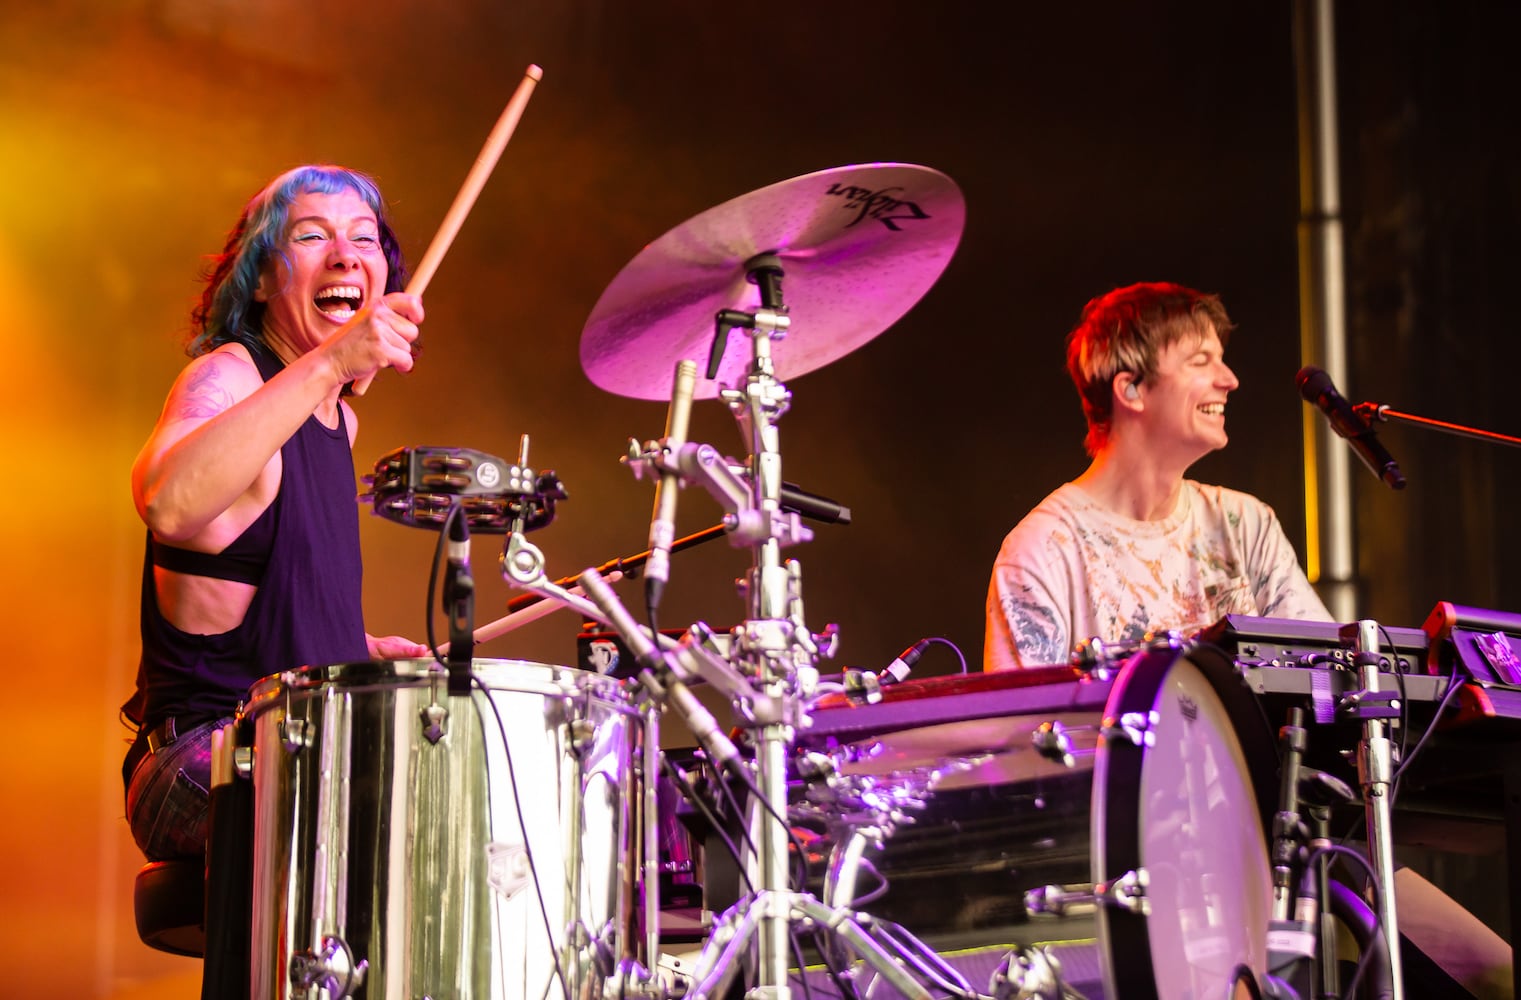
{"left": 1094, "top": 645, "right": 1274, "bottom": 999}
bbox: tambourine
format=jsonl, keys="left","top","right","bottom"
{"left": 361, "top": 445, "right": 566, "bottom": 534}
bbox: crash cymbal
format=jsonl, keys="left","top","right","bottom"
{"left": 581, "top": 163, "right": 965, "bottom": 400}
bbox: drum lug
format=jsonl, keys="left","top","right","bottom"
{"left": 568, "top": 717, "right": 598, "bottom": 753}
{"left": 288, "top": 934, "right": 367, "bottom": 997}
{"left": 232, "top": 745, "right": 253, "bottom": 779}
{"left": 280, "top": 718, "right": 311, "bottom": 753}
{"left": 1100, "top": 710, "right": 1157, "bottom": 748}
{"left": 1100, "top": 867, "right": 1150, "bottom": 915}
{"left": 1031, "top": 720, "right": 1084, "bottom": 767}
{"left": 418, "top": 702, "right": 449, "bottom": 744}
{"left": 1025, "top": 867, "right": 1149, "bottom": 918}
{"left": 1071, "top": 629, "right": 1186, "bottom": 678}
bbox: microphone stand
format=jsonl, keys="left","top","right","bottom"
{"left": 1355, "top": 400, "right": 1521, "bottom": 448}
{"left": 1344, "top": 619, "right": 1405, "bottom": 1000}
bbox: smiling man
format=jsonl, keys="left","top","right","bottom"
{"left": 983, "top": 281, "right": 1330, "bottom": 670}
{"left": 121, "top": 165, "right": 429, "bottom": 864}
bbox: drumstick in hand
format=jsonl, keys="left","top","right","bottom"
{"left": 352, "top": 63, "right": 544, "bottom": 395}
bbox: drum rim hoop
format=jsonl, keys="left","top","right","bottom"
{"left": 241, "top": 658, "right": 629, "bottom": 718}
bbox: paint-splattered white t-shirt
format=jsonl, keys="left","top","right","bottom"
{"left": 984, "top": 480, "right": 1331, "bottom": 670}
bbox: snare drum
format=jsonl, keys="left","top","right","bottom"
{"left": 241, "top": 659, "right": 640, "bottom": 1000}
{"left": 799, "top": 642, "right": 1276, "bottom": 1000}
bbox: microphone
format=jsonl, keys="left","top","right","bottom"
{"left": 842, "top": 638, "right": 934, "bottom": 704}
{"left": 1295, "top": 366, "right": 1407, "bottom": 489}
{"left": 883, "top": 638, "right": 935, "bottom": 685}
{"left": 722, "top": 465, "right": 853, "bottom": 525}
{"left": 780, "top": 481, "right": 852, "bottom": 525}
{"left": 646, "top": 359, "right": 698, "bottom": 612}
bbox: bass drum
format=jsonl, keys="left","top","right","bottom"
{"left": 1090, "top": 642, "right": 1276, "bottom": 999}
{"left": 241, "top": 658, "right": 640, "bottom": 1000}
{"left": 799, "top": 642, "right": 1276, "bottom": 1000}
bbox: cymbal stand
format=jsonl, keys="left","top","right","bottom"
{"left": 505, "top": 256, "right": 940, "bottom": 1000}
{"left": 684, "top": 254, "right": 936, "bottom": 1000}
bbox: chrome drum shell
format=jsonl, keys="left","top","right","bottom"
{"left": 242, "top": 658, "right": 638, "bottom": 1000}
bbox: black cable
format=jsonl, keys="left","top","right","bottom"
{"left": 1303, "top": 843, "right": 1386, "bottom": 1000}
{"left": 713, "top": 755, "right": 813, "bottom": 893}
{"left": 1392, "top": 655, "right": 1464, "bottom": 803}
{"left": 423, "top": 501, "right": 461, "bottom": 664}
{"left": 841, "top": 857, "right": 888, "bottom": 907}
{"left": 872, "top": 918, "right": 981, "bottom": 999}
{"left": 921, "top": 636, "right": 968, "bottom": 675}
{"left": 426, "top": 508, "right": 578, "bottom": 999}
{"left": 666, "top": 755, "right": 842, "bottom": 1000}
{"left": 658, "top": 753, "right": 755, "bottom": 899}
{"left": 427, "top": 506, "right": 576, "bottom": 996}
{"left": 411, "top": 507, "right": 578, "bottom": 997}
{"left": 788, "top": 932, "right": 819, "bottom": 1000}
{"left": 1375, "top": 623, "right": 1412, "bottom": 768}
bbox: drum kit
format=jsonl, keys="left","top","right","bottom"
{"left": 207, "top": 160, "right": 1367, "bottom": 1000}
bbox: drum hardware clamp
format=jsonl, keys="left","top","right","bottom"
{"left": 989, "top": 944, "right": 1080, "bottom": 1000}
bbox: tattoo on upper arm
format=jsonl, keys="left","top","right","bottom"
{"left": 1002, "top": 594, "right": 1066, "bottom": 666}
{"left": 174, "top": 358, "right": 237, "bottom": 420}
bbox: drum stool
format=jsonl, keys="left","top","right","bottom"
{"left": 133, "top": 858, "right": 205, "bottom": 957}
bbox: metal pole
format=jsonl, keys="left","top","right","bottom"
{"left": 1353, "top": 619, "right": 1404, "bottom": 997}
{"left": 1294, "top": 0, "right": 1358, "bottom": 622}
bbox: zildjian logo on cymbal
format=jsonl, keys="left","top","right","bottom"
{"left": 826, "top": 183, "right": 932, "bottom": 231}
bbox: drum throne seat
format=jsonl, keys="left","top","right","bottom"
{"left": 133, "top": 858, "right": 205, "bottom": 957}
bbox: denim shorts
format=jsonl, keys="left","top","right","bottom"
{"left": 124, "top": 717, "right": 231, "bottom": 861}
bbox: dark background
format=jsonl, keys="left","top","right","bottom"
{"left": 2, "top": 1, "right": 1518, "bottom": 992}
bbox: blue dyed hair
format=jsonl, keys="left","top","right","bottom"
{"left": 187, "top": 165, "right": 408, "bottom": 357}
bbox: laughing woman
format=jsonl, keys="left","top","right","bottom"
{"left": 121, "top": 164, "right": 428, "bottom": 863}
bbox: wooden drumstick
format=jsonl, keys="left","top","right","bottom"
{"left": 437, "top": 569, "right": 624, "bottom": 655}
{"left": 352, "top": 63, "right": 544, "bottom": 395}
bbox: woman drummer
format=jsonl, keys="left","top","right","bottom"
{"left": 120, "top": 164, "right": 429, "bottom": 862}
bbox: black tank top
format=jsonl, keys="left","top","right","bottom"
{"left": 150, "top": 513, "right": 273, "bottom": 585}
{"left": 122, "top": 341, "right": 368, "bottom": 730}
